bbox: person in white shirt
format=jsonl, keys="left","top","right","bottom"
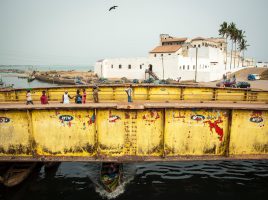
{"left": 125, "top": 84, "right": 133, "bottom": 103}
{"left": 62, "top": 91, "right": 73, "bottom": 104}
{"left": 26, "top": 90, "right": 33, "bottom": 105}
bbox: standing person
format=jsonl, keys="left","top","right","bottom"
{"left": 93, "top": 85, "right": 100, "bottom": 103}
{"left": 40, "top": 91, "right": 49, "bottom": 104}
{"left": 82, "top": 88, "right": 87, "bottom": 104}
{"left": 75, "top": 89, "right": 82, "bottom": 104}
{"left": 62, "top": 91, "right": 72, "bottom": 104}
{"left": 26, "top": 90, "right": 34, "bottom": 105}
{"left": 125, "top": 84, "right": 133, "bottom": 103}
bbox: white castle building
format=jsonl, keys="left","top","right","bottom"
{"left": 95, "top": 34, "right": 255, "bottom": 82}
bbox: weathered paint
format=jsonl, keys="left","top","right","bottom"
{"left": 97, "top": 109, "right": 163, "bottom": 156}
{"left": 0, "top": 111, "right": 31, "bottom": 156}
{"left": 216, "top": 89, "right": 246, "bottom": 101}
{"left": 0, "top": 105, "right": 267, "bottom": 161}
{"left": 229, "top": 110, "right": 268, "bottom": 155}
{"left": 32, "top": 110, "right": 96, "bottom": 156}
{"left": 183, "top": 88, "right": 214, "bottom": 101}
{"left": 165, "top": 109, "right": 229, "bottom": 156}
{"left": 1, "top": 85, "right": 267, "bottom": 102}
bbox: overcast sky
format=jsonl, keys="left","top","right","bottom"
{"left": 0, "top": 0, "right": 267, "bottom": 65}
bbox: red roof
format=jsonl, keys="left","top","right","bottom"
{"left": 150, "top": 45, "right": 182, "bottom": 53}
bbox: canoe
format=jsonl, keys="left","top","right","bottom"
{"left": 100, "top": 162, "right": 123, "bottom": 193}
{"left": 27, "top": 76, "right": 35, "bottom": 82}
{"left": 3, "top": 162, "right": 37, "bottom": 187}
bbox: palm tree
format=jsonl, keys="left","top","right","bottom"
{"left": 239, "top": 39, "right": 249, "bottom": 67}
{"left": 228, "top": 22, "right": 237, "bottom": 70}
{"left": 237, "top": 30, "right": 245, "bottom": 67}
{"left": 219, "top": 22, "right": 229, "bottom": 70}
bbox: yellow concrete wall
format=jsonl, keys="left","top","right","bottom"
{"left": 0, "top": 111, "right": 30, "bottom": 156}
{"left": 97, "top": 109, "right": 126, "bottom": 156}
{"left": 216, "top": 89, "right": 245, "bottom": 101}
{"left": 0, "top": 86, "right": 267, "bottom": 102}
{"left": 136, "top": 109, "right": 163, "bottom": 156}
{"left": 32, "top": 109, "right": 96, "bottom": 156}
{"left": 149, "top": 87, "right": 181, "bottom": 100}
{"left": 0, "top": 108, "right": 267, "bottom": 160}
{"left": 229, "top": 110, "right": 268, "bottom": 155}
{"left": 183, "top": 88, "right": 214, "bottom": 101}
{"left": 165, "top": 109, "right": 229, "bottom": 155}
{"left": 97, "top": 109, "right": 163, "bottom": 156}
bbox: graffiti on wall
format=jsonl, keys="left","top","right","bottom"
{"left": 59, "top": 115, "right": 73, "bottom": 127}
{"left": 142, "top": 110, "right": 160, "bottom": 125}
{"left": 189, "top": 110, "right": 225, "bottom": 142}
{"left": 250, "top": 111, "right": 264, "bottom": 127}
{"left": 108, "top": 110, "right": 121, "bottom": 123}
{"left": 0, "top": 117, "right": 10, "bottom": 124}
{"left": 204, "top": 117, "right": 224, "bottom": 142}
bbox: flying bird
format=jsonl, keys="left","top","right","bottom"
{"left": 109, "top": 5, "right": 118, "bottom": 11}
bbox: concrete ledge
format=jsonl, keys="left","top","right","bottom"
{"left": 0, "top": 155, "right": 267, "bottom": 162}
{"left": 0, "top": 102, "right": 268, "bottom": 111}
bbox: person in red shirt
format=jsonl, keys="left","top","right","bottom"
{"left": 40, "top": 91, "right": 49, "bottom": 104}
{"left": 82, "top": 88, "right": 86, "bottom": 104}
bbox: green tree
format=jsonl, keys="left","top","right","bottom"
{"left": 237, "top": 30, "right": 245, "bottom": 67}
{"left": 219, "top": 21, "right": 229, "bottom": 70}
{"left": 239, "top": 38, "right": 249, "bottom": 67}
{"left": 228, "top": 22, "right": 237, "bottom": 70}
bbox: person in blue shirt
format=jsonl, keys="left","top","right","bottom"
{"left": 75, "top": 89, "right": 82, "bottom": 104}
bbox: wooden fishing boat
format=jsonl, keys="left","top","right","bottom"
{"left": 27, "top": 76, "right": 35, "bottom": 82}
{"left": 2, "top": 162, "right": 37, "bottom": 187}
{"left": 100, "top": 162, "right": 123, "bottom": 193}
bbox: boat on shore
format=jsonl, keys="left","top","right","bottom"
{"left": 0, "top": 162, "right": 37, "bottom": 187}
{"left": 27, "top": 76, "right": 35, "bottom": 82}
{"left": 35, "top": 75, "right": 76, "bottom": 85}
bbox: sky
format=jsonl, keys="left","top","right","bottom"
{"left": 0, "top": 0, "right": 267, "bottom": 65}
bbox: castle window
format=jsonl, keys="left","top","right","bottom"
{"left": 198, "top": 44, "right": 201, "bottom": 48}
{"left": 128, "top": 65, "right": 131, "bottom": 69}
{"left": 193, "top": 65, "right": 195, "bottom": 70}
{"left": 119, "top": 65, "right": 122, "bottom": 69}
{"left": 168, "top": 53, "right": 171, "bottom": 56}
{"left": 187, "top": 65, "right": 189, "bottom": 70}
{"left": 154, "top": 54, "right": 157, "bottom": 57}
{"left": 140, "top": 65, "right": 142, "bottom": 69}
{"left": 111, "top": 65, "right": 113, "bottom": 69}
{"left": 183, "top": 65, "right": 185, "bottom": 70}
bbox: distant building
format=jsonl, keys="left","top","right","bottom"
{"left": 95, "top": 34, "right": 255, "bottom": 82}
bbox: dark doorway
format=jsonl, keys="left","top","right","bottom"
{"left": 149, "top": 64, "right": 153, "bottom": 72}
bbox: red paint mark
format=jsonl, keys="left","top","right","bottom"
{"left": 109, "top": 111, "right": 120, "bottom": 123}
{"left": 56, "top": 111, "right": 60, "bottom": 116}
{"left": 173, "top": 112, "right": 185, "bottom": 119}
{"left": 143, "top": 111, "right": 160, "bottom": 123}
{"left": 204, "top": 117, "right": 224, "bottom": 142}
{"left": 109, "top": 116, "right": 120, "bottom": 123}
{"left": 68, "top": 121, "right": 72, "bottom": 127}
{"left": 125, "top": 113, "right": 130, "bottom": 119}
{"left": 78, "top": 115, "right": 81, "bottom": 119}
{"left": 88, "top": 115, "right": 96, "bottom": 125}
{"left": 251, "top": 111, "right": 262, "bottom": 118}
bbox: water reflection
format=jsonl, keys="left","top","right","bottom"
{"left": 0, "top": 73, "right": 59, "bottom": 88}
{"left": 0, "top": 161, "right": 268, "bottom": 200}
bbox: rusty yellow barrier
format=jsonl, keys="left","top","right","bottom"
{"left": 0, "top": 85, "right": 268, "bottom": 103}
{"left": 0, "top": 103, "right": 267, "bottom": 161}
